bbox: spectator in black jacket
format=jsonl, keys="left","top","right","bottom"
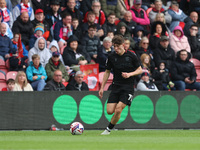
{"left": 44, "top": 70, "right": 66, "bottom": 91}
{"left": 80, "top": 0, "right": 92, "bottom": 16}
{"left": 187, "top": 24, "right": 200, "bottom": 60}
{"left": 120, "top": 11, "right": 137, "bottom": 37}
{"left": 97, "top": 36, "right": 114, "bottom": 72}
{"left": 61, "top": 0, "right": 83, "bottom": 25}
{"left": 45, "top": 0, "right": 62, "bottom": 28}
{"left": 171, "top": 49, "right": 200, "bottom": 91}
{"left": 12, "top": 11, "right": 34, "bottom": 46}
{"left": 81, "top": 24, "right": 101, "bottom": 62}
{"left": 102, "top": 12, "right": 117, "bottom": 38}
{"left": 153, "top": 36, "right": 175, "bottom": 70}
{"left": 63, "top": 35, "right": 91, "bottom": 67}
{"left": 66, "top": 71, "right": 89, "bottom": 91}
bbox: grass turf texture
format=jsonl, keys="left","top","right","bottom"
{"left": 0, "top": 130, "right": 200, "bottom": 150}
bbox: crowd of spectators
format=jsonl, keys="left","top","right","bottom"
{"left": 1, "top": 0, "right": 200, "bottom": 92}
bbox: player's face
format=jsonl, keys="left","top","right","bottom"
{"left": 113, "top": 44, "right": 125, "bottom": 56}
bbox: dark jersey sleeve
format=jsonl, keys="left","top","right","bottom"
{"left": 105, "top": 55, "right": 113, "bottom": 71}
{"left": 130, "top": 50, "right": 141, "bottom": 70}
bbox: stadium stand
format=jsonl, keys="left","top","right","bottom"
{"left": 6, "top": 71, "right": 18, "bottom": 80}
{"left": 99, "top": 72, "right": 113, "bottom": 91}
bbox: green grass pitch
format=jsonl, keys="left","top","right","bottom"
{"left": 0, "top": 130, "right": 200, "bottom": 150}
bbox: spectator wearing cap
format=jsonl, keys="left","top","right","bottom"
{"left": 0, "top": 22, "right": 15, "bottom": 60}
{"left": 136, "top": 72, "right": 159, "bottom": 91}
{"left": 49, "top": 40, "right": 65, "bottom": 65}
{"left": 29, "top": 23, "right": 44, "bottom": 49}
{"left": 61, "top": 0, "right": 83, "bottom": 25}
{"left": 149, "top": 0, "right": 172, "bottom": 24}
{"left": 0, "top": 0, "right": 13, "bottom": 28}
{"left": 129, "top": 0, "right": 150, "bottom": 29}
{"left": 31, "top": 9, "right": 53, "bottom": 45}
{"left": 169, "top": 26, "right": 191, "bottom": 55}
{"left": 43, "top": 70, "right": 66, "bottom": 91}
{"left": 45, "top": 51, "right": 69, "bottom": 82}
{"left": 28, "top": 37, "right": 51, "bottom": 68}
{"left": 12, "top": 0, "right": 34, "bottom": 22}
{"left": 167, "top": 1, "right": 187, "bottom": 32}
{"left": 45, "top": 0, "right": 62, "bottom": 28}
{"left": 12, "top": 11, "right": 34, "bottom": 46}
{"left": 153, "top": 36, "right": 175, "bottom": 70}
{"left": 66, "top": 71, "right": 89, "bottom": 91}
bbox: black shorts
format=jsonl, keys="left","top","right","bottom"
{"left": 108, "top": 84, "right": 134, "bottom": 106}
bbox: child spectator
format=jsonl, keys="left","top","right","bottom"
{"left": 133, "top": 25, "right": 145, "bottom": 44}
{"left": 10, "top": 33, "right": 28, "bottom": 71}
{"left": 152, "top": 61, "right": 176, "bottom": 90}
{"left": 29, "top": 23, "right": 44, "bottom": 49}
{"left": 1, "top": 78, "right": 15, "bottom": 91}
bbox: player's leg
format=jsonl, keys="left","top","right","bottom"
{"left": 106, "top": 103, "right": 117, "bottom": 114}
{"left": 110, "top": 102, "right": 126, "bottom": 124}
{"left": 101, "top": 102, "right": 126, "bottom": 135}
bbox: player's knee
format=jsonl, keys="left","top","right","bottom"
{"left": 115, "top": 107, "right": 123, "bottom": 114}
{"left": 107, "top": 110, "right": 114, "bottom": 115}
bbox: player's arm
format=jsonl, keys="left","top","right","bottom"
{"left": 122, "top": 66, "right": 143, "bottom": 79}
{"left": 99, "top": 69, "right": 111, "bottom": 99}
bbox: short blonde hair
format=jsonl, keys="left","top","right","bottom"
{"left": 15, "top": 71, "right": 28, "bottom": 87}
{"left": 155, "top": 13, "right": 166, "bottom": 24}
{"left": 139, "top": 36, "right": 149, "bottom": 47}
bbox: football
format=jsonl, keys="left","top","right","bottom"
{"left": 70, "top": 122, "right": 84, "bottom": 135}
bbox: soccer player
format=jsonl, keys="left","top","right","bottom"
{"left": 99, "top": 35, "right": 142, "bottom": 135}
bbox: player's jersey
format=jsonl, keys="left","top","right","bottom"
{"left": 106, "top": 50, "right": 141, "bottom": 85}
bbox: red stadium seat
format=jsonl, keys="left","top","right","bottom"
{"left": 0, "top": 59, "right": 8, "bottom": 74}
{"left": 190, "top": 58, "right": 200, "bottom": 69}
{"left": 99, "top": 72, "right": 113, "bottom": 91}
{"left": 0, "top": 81, "right": 7, "bottom": 91}
{"left": 6, "top": 71, "right": 18, "bottom": 80}
{"left": 0, "top": 71, "right": 6, "bottom": 82}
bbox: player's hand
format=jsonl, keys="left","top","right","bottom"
{"left": 122, "top": 72, "right": 130, "bottom": 78}
{"left": 99, "top": 88, "right": 104, "bottom": 99}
